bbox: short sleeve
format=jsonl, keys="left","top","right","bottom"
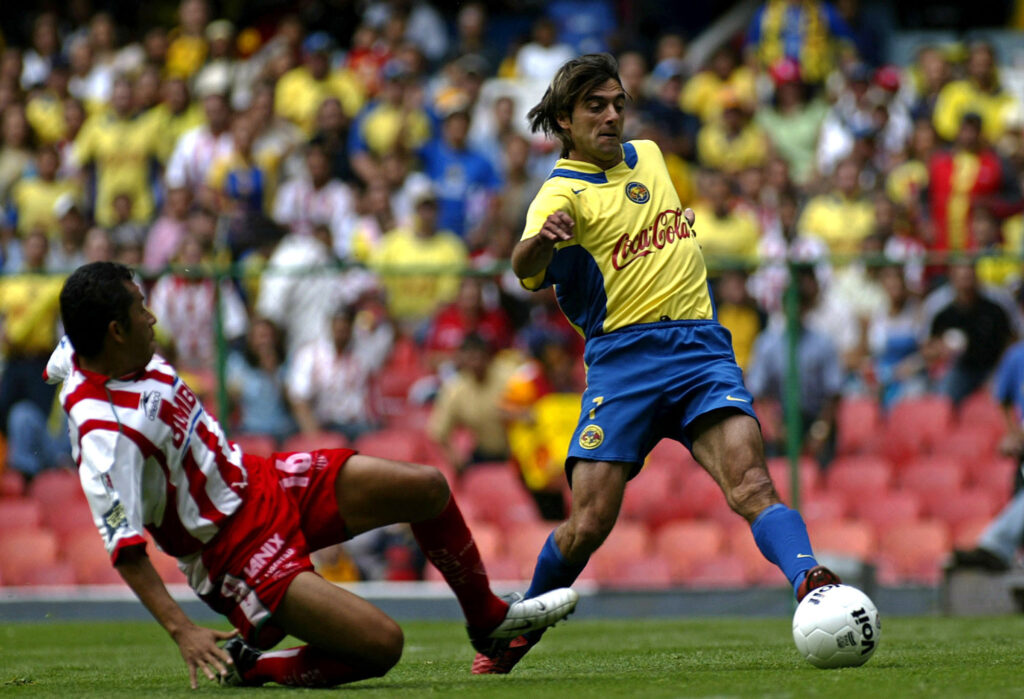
{"left": 519, "top": 183, "right": 576, "bottom": 290}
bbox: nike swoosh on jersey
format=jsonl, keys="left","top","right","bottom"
{"left": 571, "top": 187, "right": 586, "bottom": 195}
{"left": 725, "top": 395, "right": 749, "bottom": 403}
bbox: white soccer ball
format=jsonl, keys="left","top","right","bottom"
{"left": 792, "top": 584, "right": 880, "bottom": 668}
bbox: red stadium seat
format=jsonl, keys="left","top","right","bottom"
{"left": 836, "top": 396, "right": 881, "bottom": 455}
{"left": 968, "top": 459, "right": 1016, "bottom": 503}
{"left": 232, "top": 433, "right": 277, "bottom": 458}
{"left": 809, "top": 520, "right": 874, "bottom": 559}
{"left": 282, "top": 430, "right": 350, "bottom": 454}
{"left": 951, "top": 517, "right": 991, "bottom": 549}
{"left": 62, "top": 530, "right": 121, "bottom": 585}
{"left": 931, "top": 425, "right": 999, "bottom": 466}
{"left": 594, "top": 555, "right": 672, "bottom": 588}
{"left": 0, "top": 529, "right": 59, "bottom": 585}
{"left": 824, "top": 455, "right": 893, "bottom": 495}
{"left": 654, "top": 520, "right": 724, "bottom": 581}
{"left": 848, "top": 491, "right": 921, "bottom": 528}
{"left": 877, "top": 519, "right": 950, "bottom": 584}
{"left": 682, "top": 553, "right": 750, "bottom": 588}
{"left": 479, "top": 555, "right": 522, "bottom": 582}
{"left": 352, "top": 429, "right": 423, "bottom": 463}
{"left": 767, "top": 457, "right": 819, "bottom": 504}
{"left": 919, "top": 488, "right": 998, "bottom": 529}
{"left": 0, "top": 497, "right": 44, "bottom": 532}
{"left": 620, "top": 466, "right": 677, "bottom": 528}
{"left": 725, "top": 520, "right": 779, "bottom": 584}
{"left": 798, "top": 491, "right": 848, "bottom": 527}
{"left": 645, "top": 438, "right": 699, "bottom": 478}
{"left": 588, "top": 522, "right": 651, "bottom": 579}
{"left": 958, "top": 391, "right": 1003, "bottom": 427}
{"left": 897, "top": 457, "right": 965, "bottom": 494}
{"left": 504, "top": 521, "right": 555, "bottom": 579}
{"left": 672, "top": 469, "right": 727, "bottom": 520}
{"left": 883, "top": 395, "right": 954, "bottom": 463}
{"left": 145, "top": 538, "right": 188, "bottom": 585}
{"left": 43, "top": 498, "right": 95, "bottom": 544}
{"left": 27, "top": 469, "right": 85, "bottom": 509}
{"left": 18, "top": 561, "right": 77, "bottom": 586}
{"left": 457, "top": 463, "right": 535, "bottom": 527}
{"left": 0, "top": 468, "right": 25, "bottom": 498}
{"left": 464, "top": 520, "right": 504, "bottom": 561}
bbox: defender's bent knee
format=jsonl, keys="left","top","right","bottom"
{"left": 366, "top": 619, "right": 404, "bottom": 676}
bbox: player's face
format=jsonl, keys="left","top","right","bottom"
{"left": 121, "top": 281, "right": 157, "bottom": 370}
{"left": 560, "top": 79, "right": 625, "bottom": 169}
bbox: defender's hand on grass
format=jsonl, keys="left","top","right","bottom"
{"left": 172, "top": 623, "right": 238, "bottom": 689}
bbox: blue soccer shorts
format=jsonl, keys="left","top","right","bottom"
{"left": 566, "top": 319, "right": 758, "bottom": 481}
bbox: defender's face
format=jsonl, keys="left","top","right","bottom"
{"left": 123, "top": 281, "right": 157, "bottom": 370}
{"left": 559, "top": 78, "right": 625, "bottom": 169}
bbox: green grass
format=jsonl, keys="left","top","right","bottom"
{"left": 2, "top": 616, "right": 1024, "bottom": 696}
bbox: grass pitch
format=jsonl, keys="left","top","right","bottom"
{"left": 2, "top": 616, "right": 1023, "bottom": 697}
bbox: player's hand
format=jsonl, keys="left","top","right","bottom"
{"left": 684, "top": 207, "right": 696, "bottom": 232}
{"left": 172, "top": 623, "right": 238, "bottom": 689}
{"left": 538, "top": 211, "right": 575, "bottom": 244}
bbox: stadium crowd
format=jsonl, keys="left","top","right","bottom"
{"left": 3, "top": 0, "right": 1024, "bottom": 584}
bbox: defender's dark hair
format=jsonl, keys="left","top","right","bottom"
{"left": 60, "top": 262, "right": 135, "bottom": 358}
{"left": 527, "top": 53, "right": 624, "bottom": 158}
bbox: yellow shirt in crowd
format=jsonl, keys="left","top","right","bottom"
{"left": 697, "top": 122, "right": 768, "bottom": 173}
{"left": 798, "top": 192, "right": 875, "bottom": 258}
{"left": 275, "top": 66, "right": 366, "bottom": 134}
{"left": 932, "top": 79, "right": 1021, "bottom": 144}
{"left": 0, "top": 273, "right": 65, "bottom": 356}
{"left": 690, "top": 204, "right": 761, "bottom": 271}
{"left": 371, "top": 226, "right": 468, "bottom": 322}
{"left": 10, "top": 176, "right": 79, "bottom": 237}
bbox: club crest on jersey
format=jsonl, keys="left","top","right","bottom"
{"left": 625, "top": 181, "right": 650, "bottom": 204}
{"left": 579, "top": 424, "right": 604, "bottom": 449}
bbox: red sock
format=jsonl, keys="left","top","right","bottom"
{"left": 411, "top": 495, "right": 509, "bottom": 630}
{"left": 244, "top": 646, "right": 374, "bottom": 687}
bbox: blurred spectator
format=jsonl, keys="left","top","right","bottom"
{"left": 249, "top": 80, "right": 304, "bottom": 181}
{"left": 82, "top": 225, "right": 115, "bottom": 263}
{"left": 47, "top": 194, "right": 89, "bottom": 271}
{"left": 973, "top": 206, "right": 1020, "bottom": 288}
{"left": 347, "top": 59, "right": 432, "bottom": 182}
{"left": 640, "top": 58, "right": 700, "bottom": 164}
{"left": 502, "top": 329, "right": 582, "bottom": 520}
{"left": 681, "top": 45, "right": 757, "bottom": 126}
{"left": 933, "top": 41, "right": 1021, "bottom": 147}
{"left": 0, "top": 104, "right": 35, "bottom": 205}
{"left": 928, "top": 113, "right": 1004, "bottom": 254}
{"left": 364, "top": 0, "right": 449, "bottom": 65}
{"left": 25, "top": 55, "right": 72, "bottom": 145}
{"left": 204, "top": 111, "right": 280, "bottom": 217}
{"left": 193, "top": 19, "right": 238, "bottom": 102}
{"left": 346, "top": 178, "right": 399, "bottom": 262}
{"left": 867, "top": 263, "right": 928, "bottom": 408}
{"left": 495, "top": 133, "right": 546, "bottom": 228}
{"left": 756, "top": 58, "right": 829, "bottom": 185}
{"left": 0, "top": 231, "right": 64, "bottom": 464}
{"left": 886, "top": 118, "right": 937, "bottom": 225}
{"left": 696, "top": 91, "right": 768, "bottom": 174}
{"left": 144, "top": 186, "right": 192, "bottom": 272}
{"left": 311, "top": 96, "right": 355, "bottom": 184}
{"left": 273, "top": 139, "right": 354, "bottom": 246}
{"left": 371, "top": 181, "right": 468, "bottom": 332}
{"left": 67, "top": 34, "right": 113, "bottom": 112}
{"left": 287, "top": 303, "right": 379, "bottom": 441}
{"left": 56, "top": 98, "right": 87, "bottom": 178}
{"left": 226, "top": 316, "right": 298, "bottom": 445}
{"left": 514, "top": 17, "right": 575, "bottom": 83}
{"left": 21, "top": 12, "right": 61, "bottom": 90}
{"left": 925, "top": 261, "right": 1013, "bottom": 406}
{"left": 71, "top": 76, "right": 160, "bottom": 226}
{"left": 745, "top": 0, "right": 856, "bottom": 86}
{"left": 547, "top": 0, "right": 616, "bottom": 55}
{"left": 165, "top": 0, "right": 210, "bottom": 79}
{"left": 425, "top": 276, "right": 514, "bottom": 367}
{"left": 144, "top": 76, "right": 204, "bottom": 164}
{"left": 691, "top": 170, "right": 761, "bottom": 273}
{"left": 147, "top": 234, "right": 248, "bottom": 372}
{"left": 164, "top": 91, "right": 234, "bottom": 195}
{"left": 747, "top": 266, "right": 842, "bottom": 468}
{"left": 715, "top": 269, "right": 765, "bottom": 372}
{"left": 10, "top": 145, "right": 79, "bottom": 238}
{"left": 418, "top": 102, "right": 501, "bottom": 242}
{"left": 834, "top": 0, "right": 891, "bottom": 68}
{"left": 905, "top": 46, "right": 952, "bottom": 123}
{"left": 427, "top": 334, "right": 515, "bottom": 476}
{"left": 446, "top": 3, "right": 501, "bottom": 74}
{"left": 274, "top": 31, "right": 365, "bottom": 136}
{"left": 799, "top": 157, "right": 875, "bottom": 257}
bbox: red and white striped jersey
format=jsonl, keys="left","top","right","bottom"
{"left": 45, "top": 336, "right": 247, "bottom": 564}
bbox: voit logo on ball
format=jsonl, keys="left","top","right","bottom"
{"left": 579, "top": 424, "right": 604, "bottom": 449}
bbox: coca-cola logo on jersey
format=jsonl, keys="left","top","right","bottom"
{"left": 611, "top": 208, "right": 693, "bottom": 270}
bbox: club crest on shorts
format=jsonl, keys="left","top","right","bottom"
{"left": 625, "top": 181, "right": 650, "bottom": 204}
{"left": 579, "top": 424, "right": 604, "bottom": 449}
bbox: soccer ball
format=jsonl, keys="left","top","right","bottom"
{"left": 792, "top": 584, "right": 880, "bottom": 668}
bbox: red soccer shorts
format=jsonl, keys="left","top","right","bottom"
{"left": 189, "top": 448, "right": 356, "bottom": 647}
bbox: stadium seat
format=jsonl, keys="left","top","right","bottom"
{"left": 766, "top": 456, "right": 819, "bottom": 504}
{"left": 457, "top": 462, "right": 536, "bottom": 526}
{"left": 809, "top": 520, "right": 874, "bottom": 559}
{"left": 43, "top": 498, "right": 95, "bottom": 544}
{"left": 931, "top": 425, "right": 998, "bottom": 466}
{"left": 824, "top": 454, "right": 893, "bottom": 492}
{"left": 0, "top": 497, "right": 44, "bottom": 532}
{"left": 0, "top": 468, "right": 25, "bottom": 498}
{"left": 883, "top": 395, "right": 954, "bottom": 463}
{"left": 897, "top": 457, "right": 965, "bottom": 495}
{"left": 62, "top": 530, "right": 121, "bottom": 585}
{"left": 479, "top": 555, "right": 522, "bottom": 582}
{"left": 18, "top": 561, "right": 77, "bottom": 586}
{"left": 968, "top": 459, "right": 1016, "bottom": 503}
{"left": 877, "top": 519, "right": 950, "bottom": 584}
{"left": 919, "top": 488, "right": 998, "bottom": 529}
{"left": 848, "top": 491, "right": 921, "bottom": 528}
{"left": 951, "top": 517, "right": 991, "bottom": 549}
{"left": 0, "top": 529, "right": 59, "bottom": 586}
{"left": 958, "top": 390, "right": 1003, "bottom": 428}
{"left": 504, "top": 521, "right": 555, "bottom": 579}
{"left": 231, "top": 433, "right": 277, "bottom": 458}
{"left": 464, "top": 520, "right": 504, "bottom": 561}
{"left": 682, "top": 553, "right": 750, "bottom": 588}
{"left": 594, "top": 555, "right": 673, "bottom": 589}
{"left": 619, "top": 466, "right": 677, "bottom": 529}
{"left": 799, "top": 491, "right": 848, "bottom": 526}
{"left": 146, "top": 539, "right": 188, "bottom": 585}
{"left": 673, "top": 469, "right": 728, "bottom": 521}
{"left": 352, "top": 428, "right": 423, "bottom": 463}
{"left": 654, "top": 520, "right": 724, "bottom": 581}
{"left": 27, "top": 468, "right": 84, "bottom": 510}
{"left": 645, "top": 438, "right": 699, "bottom": 479}
{"left": 725, "top": 520, "right": 779, "bottom": 585}
{"left": 282, "top": 430, "right": 350, "bottom": 454}
{"left": 588, "top": 522, "right": 651, "bottom": 580}
{"left": 836, "top": 396, "right": 881, "bottom": 455}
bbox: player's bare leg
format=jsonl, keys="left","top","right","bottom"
{"left": 335, "top": 456, "right": 578, "bottom": 652}
{"left": 689, "top": 409, "right": 839, "bottom": 599}
{"left": 223, "top": 571, "right": 403, "bottom": 686}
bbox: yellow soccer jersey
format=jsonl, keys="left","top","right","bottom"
{"left": 521, "top": 140, "right": 713, "bottom": 338}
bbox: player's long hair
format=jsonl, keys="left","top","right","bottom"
{"left": 60, "top": 261, "right": 135, "bottom": 358}
{"left": 528, "top": 53, "right": 624, "bottom": 158}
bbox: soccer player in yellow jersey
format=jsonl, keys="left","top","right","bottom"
{"left": 473, "top": 54, "right": 840, "bottom": 675}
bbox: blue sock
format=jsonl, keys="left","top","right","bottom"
{"left": 525, "top": 531, "right": 586, "bottom": 599}
{"left": 750, "top": 503, "right": 817, "bottom": 595}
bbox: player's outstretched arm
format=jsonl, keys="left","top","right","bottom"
{"left": 115, "top": 546, "right": 238, "bottom": 689}
{"left": 511, "top": 211, "right": 575, "bottom": 280}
